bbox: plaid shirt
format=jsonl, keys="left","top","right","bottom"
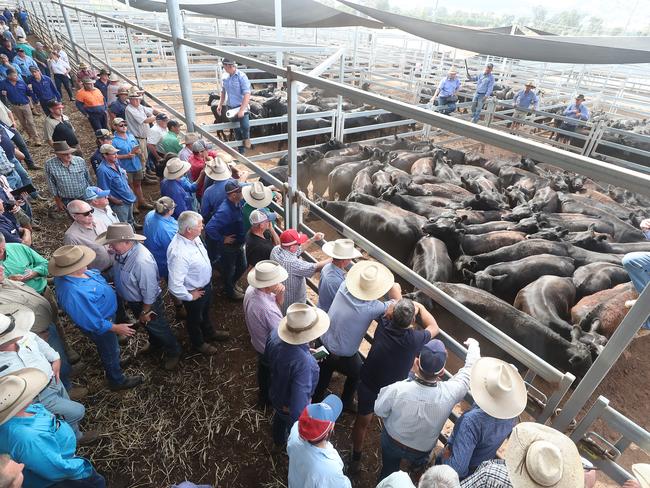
{"left": 0, "top": 145, "right": 13, "bottom": 176}
{"left": 270, "top": 245, "right": 317, "bottom": 315}
{"left": 44, "top": 155, "right": 91, "bottom": 199}
{"left": 461, "top": 460, "right": 513, "bottom": 488}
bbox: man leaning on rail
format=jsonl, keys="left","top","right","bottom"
{"left": 468, "top": 63, "right": 495, "bottom": 123}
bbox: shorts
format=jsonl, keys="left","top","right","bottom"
{"left": 513, "top": 108, "right": 528, "bottom": 120}
{"left": 357, "top": 381, "right": 380, "bottom": 416}
{"left": 127, "top": 170, "right": 144, "bottom": 183}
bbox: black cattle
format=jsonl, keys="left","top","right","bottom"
{"left": 411, "top": 236, "right": 452, "bottom": 282}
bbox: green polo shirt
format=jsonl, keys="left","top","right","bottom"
{"left": 0, "top": 243, "right": 49, "bottom": 294}
{"left": 158, "top": 131, "right": 183, "bottom": 155}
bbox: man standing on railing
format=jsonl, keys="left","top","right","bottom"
{"left": 432, "top": 68, "right": 461, "bottom": 115}
{"left": 468, "top": 63, "right": 495, "bottom": 123}
{"left": 511, "top": 81, "right": 539, "bottom": 131}
{"left": 216, "top": 58, "right": 252, "bottom": 154}
{"left": 556, "top": 94, "right": 589, "bottom": 142}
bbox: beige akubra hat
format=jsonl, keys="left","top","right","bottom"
{"left": 0, "top": 304, "right": 34, "bottom": 346}
{"left": 321, "top": 238, "right": 362, "bottom": 260}
{"left": 204, "top": 157, "right": 232, "bottom": 181}
{"left": 633, "top": 464, "right": 650, "bottom": 488}
{"left": 470, "top": 357, "right": 527, "bottom": 419}
{"left": 524, "top": 80, "right": 536, "bottom": 88}
{"left": 95, "top": 223, "right": 146, "bottom": 246}
{"left": 181, "top": 132, "right": 200, "bottom": 145}
{"left": 163, "top": 157, "right": 191, "bottom": 180}
{"left": 243, "top": 181, "right": 273, "bottom": 209}
{"left": 108, "top": 73, "right": 120, "bottom": 82}
{"left": 345, "top": 261, "right": 394, "bottom": 301}
{"left": 505, "top": 422, "right": 584, "bottom": 488}
{"left": 278, "top": 303, "right": 329, "bottom": 345}
{"left": 0, "top": 368, "right": 50, "bottom": 425}
{"left": 247, "top": 260, "right": 288, "bottom": 289}
{"left": 48, "top": 245, "right": 97, "bottom": 277}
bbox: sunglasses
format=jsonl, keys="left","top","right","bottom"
{"left": 118, "top": 123, "right": 127, "bottom": 127}
{"left": 74, "top": 209, "right": 94, "bottom": 216}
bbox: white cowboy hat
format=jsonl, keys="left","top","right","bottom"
{"left": 505, "top": 422, "right": 584, "bottom": 488}
{"left": 0, "top": 368, "right": 49, "bottom": 425}
{"left": 278, "top": 303, "right": 329, "bottom": 345}
{"left": 633, "top": 464, "right": 650, "bottom": 488}
{"left": 247, "top": 260, "right": 288, "bottom": 289}
{"left": 321, "top": 239, "right": 362, "bottom": 260}
{"left": 163, "top": 157, "right": 191, "bottom": 180}
{"left": 48, "top": 245, "right": 97, "bottom": 277}
{"left": 345, "top": 261, "right": 394, "bottom": 301}
{"left": 243, "top": 182, "right": 273, "bottom": 209}
{"left": 470, "top": 357, "right": 527, "bottom": 419}
{"left": 0, "top": 304, "right": 34, "bottom": 346}
{"left": 204, "top": 157, "right": 232, "bottom": 181}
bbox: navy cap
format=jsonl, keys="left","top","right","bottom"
{"left": 225, "top": 181, "right": 241, "bottom": 194}
{"left": 155, "top": 113, "right": 168, "bottom": 121}
{"left": 222, "top": 58, "right": 236, "bottom": 65}
{"left": 419, "top": 339, "right": 447, "bottom": 376}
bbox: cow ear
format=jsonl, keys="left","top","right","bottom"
{"left": 461, "top": 269, "right": 475, "bottom": 281}
{"left": 492, "top": 274, "right": 508, "bottom": 284}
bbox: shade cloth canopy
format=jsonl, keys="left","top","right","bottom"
{"left": 339, "top": 0, "right": 650, "bottom": 64}
{"left": 119, "top": 0, "right": 383, "bottom": 28}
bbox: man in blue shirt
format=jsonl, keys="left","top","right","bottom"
{"left": 95, "top": 144, "right": 137, "bottom": 227}
{"left": 0, "top": 53, "right": 18, "bottom": 81}
{"left": 557, "top": 94, "right": 590, "bottom": 142}
{"left": 27, "top": 66, "right": 60, "bottom": 116}
{"left": 12, "top": 48, "right": 37, "bottom": 82}
{"left": 0, "top": 69, "right": 41, "bottom": 145}
{"left": 433, "top": 68, "right": 461, "bottom": 115}
{"left": 265, "top": 303, "right": 329, "bottom": 446}
{"left": 511, "top": 80, "right": 540, "bottom": 130}
{"left": 0, "top": 39, "right": 15, "bottom": 63}
{"left": 469, "top": 63, "right": 495, "bottom": 123}
{"left": 206, "top": 181, "right": 246, "bottom": 300}
{"left": 216, "top": 58, "right": 252, "bottom": 154}
{"left": 317, "top": 238, "right": 360, "bottom": 313}
{"left": 112, "top": 117, "right": 151, "bottom": 213}
{"left": 108, "top": 86, "right": 128, "bottom": 122}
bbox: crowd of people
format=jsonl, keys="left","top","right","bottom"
{"left": 0, "top": 17, "right": 647, "bottom": 488}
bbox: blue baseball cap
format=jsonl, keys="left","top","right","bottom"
{"left": 419, "top": 339, "right": 447, "bottom": 376}
{"left": 84, "top": 186, "right": 110, "bottom": 201}
{"left": 298, "top": 394, "right": 342, "bottom": 442}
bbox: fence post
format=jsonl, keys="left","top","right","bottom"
{"left": 59, "top": 0, "right": 80, "bottom": 64}
{"left": 167, "top": 0, "right": 196, "bottom": 131}
{"left": 124, "top": 27, "right": 142, "bottom": 88}
{"left": 286, "top": 66, "right": 299, "bottom": 229}
{"left": 95, "top": 14, "right": 110, "bottom": 68}
{"left": 74, "top": 10, "right": 89, "bottom": 59}
{"left": 335, "top": 52, "right": 345, "bottom": 141}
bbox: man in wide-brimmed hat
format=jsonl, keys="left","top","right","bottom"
{"left": 0, "top": 305, "right": 98, "bottom": 445}
{"left": 200, "top": 155, "right": 245, "bottom": 223}
{"left": 0, "top": 368, "right": 107, "bottom": 486}
{"left": 287, "top": 394, "right": 351, "bottom": 487}
{"left": 94, "top": 67, "right": 110, "bottom": 100}
{"left": 74, "top": 77, "right": 107, "bottom": 132}
{"left": 374, "top": 338, "right": 480, "bottom": 481}
{"left": 51, "top": 244, "right": 143, "bottom": 391}
{"left": 105, "top": 72, "right": 121, "bottom": 105}
{"left": 314, "top": 261, "right": 401, "bottom": 411}
{"left": 216, "top": 58, "right": 252, "bottom": 153}
{"left": 241, "top": 180, "right": 274, "bottom": 233}
{"left": 161, "top": 157, "right": 204, "bottom": 219}
{"left": 244, "top": 260, "right": 287, "bottom": 407}
{"left": 265, "top": 303, "right": 330, "bottom": 446}
{"left": 511, "top": 80, "right": 540, "bottom": 130}
{"left": 270, "top": 229, "right": 330, "bottom": 315}
{"left": 350, "top": 298, "right": 440, "bottom": 475}
{"left": 44, "top": 141, "right": 91, "bottom": 211}
{"left": 245, "top": 208, "right": 279, "bottom": 268}
{"left": 97, "top": 223, "right": 182, "bottom": 370}
{"left": 443, "top": 357, "right": 527, "bottom": 480}
{"left": 556, "top": 94, "right": 590, "bottom": 143}
{"left": 178, "top": 131, "right": 199, "bottom": 162}
{"left": 96, "top": 143, "right": 138, "bottom": 228}
{"left": 74, "top": 61, "right": 95, "bottom": 88}
{"left": 317, "top": 238, "right": 361, "bottom": 313}
{"left": 108, "top": 85, "right": 129, "bottom": 121}
{"left": 433, "top": 67, "right": 461, "bottom": 115}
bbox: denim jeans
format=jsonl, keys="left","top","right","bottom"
{"left": 5, "top": 125, "right": 35, "bottom": 168}
{"left": 228, "top": 108, "right": 250, "bottom": 154}
{"left": 50, "top": 469, "right": 106, "bottom": 488}
{"left": 126, "top": 296, "right": 182, "bottom": 356}
{"left": 182, "top": 283, "right": 217, "bottom": 349}
{"left": 83, "top": 329, "right": 125, "bottom": 386}
{"left": 313, "top": 351, "right": 362, "bottom": 406}
{"left": 272, "top": 410, "right": 292, "bottom": 446}
{"left": 218, "top": 245, "right": 246, "bottom": 297}
{"left": 378, "top": 428, "right": 430, "bottom": 482}
{"left": 257, "top": 352, "right": 271, "bottom": 406}
{"left": 45, "top": 323, "right": 71, "bottom": 389}
{"left": 622, "top": 252, "right": 650, "bottom": 329}
{"left": 112, "top": 202, "right": 134, "bottom": 225}
{"left": 36, "top": 378, "right": 84, "bottom": 439}
{"left": 437, "top": 96, "right": 457, "bottom": 115}
{"left": 471, "top": 93, "right": 486, "bottom": 122}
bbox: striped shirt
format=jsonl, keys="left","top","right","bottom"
{"left": 269, "top": 245, "right": 317, "bottom": 314}
{"left": 460, "top": 459, "right": 512, "bottom": 488}
{"left": 44, "top": 155, "right": 91, "bottom": 199}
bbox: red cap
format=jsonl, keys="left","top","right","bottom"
{"left": 280, "top": 229, "right": 308, "bottom": 247}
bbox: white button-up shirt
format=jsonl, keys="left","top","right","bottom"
{"left": 92, "top": 204, "right": 120, "bottom": 230}
{"left": 166, "top": 233, "right": 212, "bottom": 301}
{"left": 0, "top": 331, "right": 59, "bottom": 380}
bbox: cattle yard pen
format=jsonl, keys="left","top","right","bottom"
{"left": 24, "top": 0, "right": 650, "bottom": 483}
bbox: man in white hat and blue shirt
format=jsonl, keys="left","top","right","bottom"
{"left": 317, "top": 239, "right": 361, "bottom": 313}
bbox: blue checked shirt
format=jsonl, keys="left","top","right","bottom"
{"left": 44, "top": 155, "right": 91, "bottom": 199}
{"left": 438, "top": 77, "right": 461, "bottom": 97}
{"left": 112, "top": 243, "right": 161, "bottom": 305}
{"left": 460, "top": 459, "right": 512, "bottom": 488}
{"left": 0, "top": 144, "right": 14, "bottom": 176}
{"left": 269, "top": 245, "right": 317, "bottom": 314}
{"left": 12, "top": 55, "right": 37, "bottom": 78}
{"left": 222, "top": 69, "right": 251, "bottom": 108}
{"left": 513, "top": 89, "right": 539, "bottom": 111}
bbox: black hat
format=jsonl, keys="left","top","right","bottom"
{"left": 576, "top": 94, "right": 586, "bottom": 101}
{"left": 167, "top": 120, "right": 180, "bottom": 129}
{"left": 15, "top": 47, "right": 24, "bottom": 53}
{"left": 222, "top": 58, "right": 236, "bottom": 66}
{"left": 225, "top": 181, "right": 241, "bottom": 194}
{"left": 47, "top": 99, "right": 64, "bottom": 109}
{"left": 28, "top": 65, "right": 39, "bottom": 72}
{"left": 155, "top": 113, "right": 168, "bottom": 121}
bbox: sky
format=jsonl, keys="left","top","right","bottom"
{"left": 392, "top": 0, "right": 650, "bottom": 31}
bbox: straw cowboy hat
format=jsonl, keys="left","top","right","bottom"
{"left": 278, "top": 303, "right": 329, "bottom": 345}
{"left": 116, "top": 86, "right": 129, "bottom": 96}
{"left": 181, "top": 132, "right": 200, "bottom": 145}
{"left": 470, "top": 357, "right": 527, "bottom": 419}
{"left": 163, "top": 157, "right": 191, "bottom": 180}
{"left": 524, "top": 80, "right": 536, "bottom": 88}
{"left": 0, "top": 368, "right": 49, "bottom": 425}
{"left": 247, "top": 260, "right": 288, "bottom": 289}
{"left": 243, "top": 182, "right": 273, "bottom": 209}
{"left": 96, "top": 223, "right": 146, "bottom": 246}
{"left": 633, "top": 464, "right": 650, "bottom": 488}
{"left": 78, "top": 61, "right": 88, "bottom": 69}
{"left": 108, "top": 73, "right": 120, "bottom": 82}
{"left": 204, "top": 157, "right": 232, "bottom": 181}
{"left": 48, "top": 245, "right": 97, "bottom": 277}
{"left": 322, "top": 238, "right": 362, "bottom": 260}
{"left": 0, "top": 304, "right": 34, "bottom": 346}
{"left": 128, "top": 86, "right": 143, "bottom": 98}
{"left": 345, "top": 261, "right": 394, "bottom": 301}
{"left": 505, "top": 422, "right": 583, "bottom": 488}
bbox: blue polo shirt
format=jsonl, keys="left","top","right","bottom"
{"left": 205, "top": 198, "right": 245, "bottom": 246}
{"left": 96, "top": 160, "right": 136, "bottom": 204}
{"left": 111, "top": 132, "right": 140, "bottom": 173}
{"left": 28, "top": 74, "right": 61, "bottom": 102}
{"left": 513, "top": 89, "right": 539, "bottom": 110}
{"left": 0, "top": 78, "right": 32, "bottom": 104}
{"left": 222, "top": 69, "right": 251, "bottom": 107}
{"left": 563, "top": 102, "right": 590, "bottom": 126}
{"left": 94, "top": 79, "right": 109, "bottom": 100}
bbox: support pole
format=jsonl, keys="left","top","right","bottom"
{"left": 95, "top": 14, "right": 110, "bottom": 68}
{"left": 167, "top": 0, "right": 196, "bottom": 131}
{"left": 286, "top": 66, "right": 299, "bottom": 229}
{"left": 74, "top": 10, "right": 89, "bottom": 59}
{"left": 336, "top": 53, "right": 345, "bottom": 141}
{"left": 38, "top": 1, "right": 54, "bottom": 47}
{"left": 59, "top": 0, "right": 80, "bottom": 63}
{"left": 124, "top": 27, "right": 142, "bottom": 88}
{"left": 274, "top": 0, "right": 284, "bottom": 88}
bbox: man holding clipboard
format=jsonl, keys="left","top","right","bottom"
{"left": 215, "top": 58, "right": 252, "bottom": 154}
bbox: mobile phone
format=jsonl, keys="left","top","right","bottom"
{"left": 312, "top": 345, "right": 329, "bottom": 361}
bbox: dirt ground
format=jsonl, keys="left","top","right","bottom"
{"left": 19, "top": 36, "right": 648, "bottom": 488}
